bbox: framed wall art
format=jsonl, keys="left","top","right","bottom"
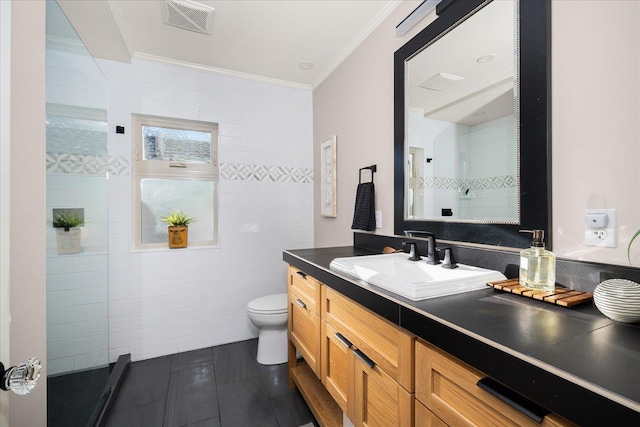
{"left": 320, "top": 135, "right": 337, "bottom": 217}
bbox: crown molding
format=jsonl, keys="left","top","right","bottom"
{"left": 132, "top": 53, "right": 312, "bottom": 91}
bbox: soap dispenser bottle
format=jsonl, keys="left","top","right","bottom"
{"left": 519, "top": 229, "right": 556, "bottom": 291}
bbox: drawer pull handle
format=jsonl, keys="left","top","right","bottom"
{"left": 354, "top": 349, "right": 376, "bottom": 369}
{"left": 295, "top": 271, "right": 308, "bottom": 279}
{"left": 477, "top": 377, "right": 549, "bottom": 423}
{"left": 334, "top": 332, "right": 352, "bottom": 348}
{"left": 295, "top": 298, "right": 307, "bottom": 309}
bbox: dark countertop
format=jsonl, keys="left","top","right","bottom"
{"left": 283, "top": 246, "right": 640, "bottom": 426}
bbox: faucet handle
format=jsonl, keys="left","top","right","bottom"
{"left": 402, "top": 241, "right": 421, "bottom": 261}
{"left": 441, "top": 247, "right": 458, "bottom": 269}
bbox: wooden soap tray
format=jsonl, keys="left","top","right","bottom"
{"left": 487, "top": 278, "right": 593, "bottom": 307}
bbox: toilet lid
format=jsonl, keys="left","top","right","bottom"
{"left": 247, "top": 293, "right": 288, "bottom": 314}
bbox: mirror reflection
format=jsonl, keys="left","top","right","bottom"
{"left": 405, "top": 0, "right": 517, "bottom": 223}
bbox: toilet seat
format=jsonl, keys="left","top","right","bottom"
{"left": 247, "top": 293, "right": 287, "bottom": 315}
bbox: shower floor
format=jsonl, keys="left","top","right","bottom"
{"left": 47, "top": 365, "right": 110, "bottom": 427}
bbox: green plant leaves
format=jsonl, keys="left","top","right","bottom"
{"left": 628, "top": 229, "right": 640, "bottom": 264}
{"left": 52, "top": 211, "right": 83, "bottom": 230}
{"left": 160, "top": 210, "right": 195, "bottom": 227}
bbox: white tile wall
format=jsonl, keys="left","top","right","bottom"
{"left": 408, "top": 111, "right": 516, "bottom": 220}
{"left": 459, "top": 116, "right": 517, "bottom": 220}
{"left": 46, "top": 47, "right": 313, "bottom": 370}
{"left": 98, "top": 58, "right": 313, "bottom": 362}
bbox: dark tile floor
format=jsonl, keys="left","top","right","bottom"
{"left": 105, "top": 339, "right": 317, "bottom": 427}
{"left": 48, "top": 366, "right": 110, "bottom": 427}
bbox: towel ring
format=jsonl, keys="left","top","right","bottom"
{"left": 359, "top": 165, "right": 376, "bottom": 184}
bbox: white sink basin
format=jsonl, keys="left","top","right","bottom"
{"left": 329, "top": 253, "right": 506, "bottom": 301}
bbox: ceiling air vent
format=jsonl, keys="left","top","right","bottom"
{"left": 419, "top": 73, "right": 464, "bottom": 91}
{"left": 162, "top": 0, "right": 215, "bottom": 35}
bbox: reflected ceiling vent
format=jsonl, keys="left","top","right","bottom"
{"left": 162, "top": 0, "right": 215, "bottom": 35}
{"left": 419, "top": 73, "right": 464, "bottom": 91}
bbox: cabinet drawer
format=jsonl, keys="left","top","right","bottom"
{"left": 288, "top": 266, "right": 321, "bottom": 313}
{"left": 289, "top": 288, "right": 321, "bottom": 377}
{"left": 415, "top": 340, "right": 573, "bottom": 427}
{"left": 415, "top": 400, "right": 447, "bottom": 427}
{"left": 352, "top": 349, "right": 414, "bottom": 427}
{"left": 321, "top": 286, "right": 414, "bottom": 391}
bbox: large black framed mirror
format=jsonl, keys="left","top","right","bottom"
{"left": 394, "top": 0, "right": 550, "bottom": 248}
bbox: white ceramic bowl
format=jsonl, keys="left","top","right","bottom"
{"left": 593, "top": 278, "right": 640, "bottom": 323}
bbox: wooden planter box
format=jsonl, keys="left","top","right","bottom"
{"left": 168, "top": 226, "right": 188, "bottom": 249}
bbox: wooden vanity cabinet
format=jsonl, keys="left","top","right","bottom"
{"left": 415, "top": 339, "right": 572, "bottom": 427}
{"left": 288, "top": 266, "right": 321, "bottom": 377}
{"left": 287, "top": 264, "right": 573, "bottom": 427}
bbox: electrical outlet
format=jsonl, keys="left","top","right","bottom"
{"left": 375, "top": 211, "right": 382, "bottom": 229}
{"left": 585, "top": 209, "right": 616, "bottom": 247}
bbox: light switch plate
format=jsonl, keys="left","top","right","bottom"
{"left": 585, "top": 208, "right": 616, "bottom": 247}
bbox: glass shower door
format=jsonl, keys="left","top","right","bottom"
{"left": 45, "top": 2, "right": 110, "bottom": 426}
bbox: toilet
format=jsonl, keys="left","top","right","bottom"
{"left": 247, "top": 293, "right": 288, "bottom": 365}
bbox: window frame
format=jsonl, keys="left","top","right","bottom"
{"left": 131, "top": 114, "right": 219, "bottom": 250}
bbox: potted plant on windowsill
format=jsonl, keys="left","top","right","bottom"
{"left": 53, "top": 211, "right": 84, "bottom": 254}
{"left": 161, "top": 210, "right": 195, "bottom": 249}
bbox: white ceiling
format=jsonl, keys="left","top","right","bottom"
{"left": 56, "top": 0, "right": 417, "bottom": 89}
{"left": 407, "top": 0, "right": 515, "bottom": 126}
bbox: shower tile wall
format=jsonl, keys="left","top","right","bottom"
{"left": 46, "top": 45, "right": 110, "bottom": 375}
{"left": 407, "top": 111, "right": 517, "bottom": 220}
{"left": 458, "top": 116, "right": 517, "bottom": 220}
{"left": 98, "top": 59, "right": 313, "bottom": 362}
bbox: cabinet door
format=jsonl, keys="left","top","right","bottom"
{"left": 352, "top": 349, "right": 413, "bottom": 427}
{"left": 321, "top": 320, "right": 354, "bottom": 417}
{"left": 289, "top": 288, "right": 321, "bottom": 377}
{"left": 415, "top": 400, "right": 447, "bottom": 427}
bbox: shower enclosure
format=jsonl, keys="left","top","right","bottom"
{"left": 45, "top": 2, "right": 111, "bottom": 425}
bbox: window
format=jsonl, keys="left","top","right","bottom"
{"left": 132, "top": 114, "right": 218, "bottom": 249}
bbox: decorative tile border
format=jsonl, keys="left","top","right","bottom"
{"left": 220, "top": 163, "right": 312, "bottom": 183}
{"left": 419, "top": 175, "right": 516, "bottom": 190}
{"left": 46, "top": 153, "right": 130, "bottom": 176}
{"left": 46, "top": 155, "right": 312, "bottom": 184}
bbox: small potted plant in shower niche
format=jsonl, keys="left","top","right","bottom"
{"left": 161, "top": 210, "right": 195, "bottom": 249}
{"left": 53, "top": 210, "right": 84, "bottom": 254}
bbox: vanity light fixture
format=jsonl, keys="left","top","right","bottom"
{"left": 396, "top": 0, "right": 442, "bottom": 37}
{"left": 477, "top": 54, "right": 496, "bottom": 64}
